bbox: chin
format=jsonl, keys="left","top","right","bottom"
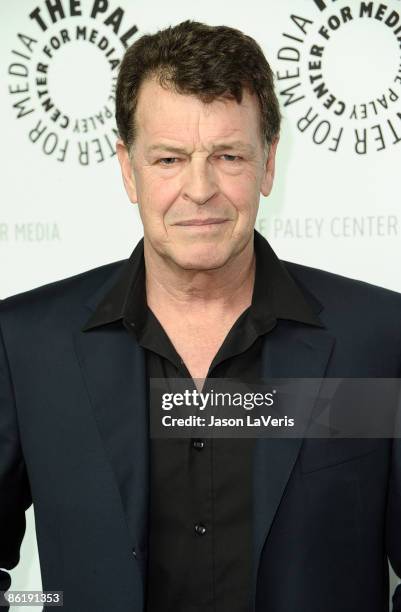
{"left": 170, "top": 246, "right": 229, "bottom": 271}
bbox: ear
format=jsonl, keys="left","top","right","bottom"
{"left": 260, "top": 136, "right": 279, "bottom": 197}
{"left": 116, "top": 139, "right": 138, "bottom": 204}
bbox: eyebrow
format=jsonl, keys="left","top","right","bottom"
{"left": 146, "top": 141, "right": 256, "bottom": 155}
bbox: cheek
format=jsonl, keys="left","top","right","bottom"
{"left": 221, "top": 174, "right": 260, "bottom": 212}
{"left": 137, "top": 174, "right": 181, "bottom": 219}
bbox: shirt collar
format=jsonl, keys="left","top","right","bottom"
{"left": 81, "top": 229, "right": 323, "bottom": 332}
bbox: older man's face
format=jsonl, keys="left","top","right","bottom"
{"left": 117, "top": 77, "right": 278, "bottom": 271}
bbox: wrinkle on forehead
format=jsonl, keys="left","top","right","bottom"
{"left": 135, "top": 78, "right": 262, "bottom": 154}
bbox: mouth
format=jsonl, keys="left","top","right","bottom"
{"left": 174, "top": 219, "right": 228, "bottom": 227}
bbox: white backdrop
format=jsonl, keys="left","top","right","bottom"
{"left": 2, "top": 0, "right": 401, "bottom": 608}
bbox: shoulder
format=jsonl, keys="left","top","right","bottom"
{"left": 284, "top": 259, "right": 401, "bottom": 326}
{"left": 0, "top": 258, "right": 126, "bottom": 327}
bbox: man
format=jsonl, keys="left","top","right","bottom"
{"left": 1, "top": 19, "right": 401, "bottom": 612}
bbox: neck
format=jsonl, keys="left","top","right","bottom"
{"left": 144, "top": 236, "right": 256, "bottom": 319}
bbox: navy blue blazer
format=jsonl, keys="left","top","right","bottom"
{"left": 1, "top": 245, "right": 401, "bottom": 612}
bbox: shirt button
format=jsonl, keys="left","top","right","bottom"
{"left": 132, "top": 548, "right": 137, "bottom": 558}
{"left": 194, "top": 523, "right": 207, "bottom": 536}
{"left": 192, "top": 439, "right": 205, "bottom": 450}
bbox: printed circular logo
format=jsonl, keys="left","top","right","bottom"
{"left": 275, "top": 0, "right": 401, "bottom": 154}
{"left": 7, "top": 1, "right": 139, "bottom": 165}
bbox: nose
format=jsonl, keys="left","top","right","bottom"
{"left": 182, "top": 158, "right": 218, "bottom": 205}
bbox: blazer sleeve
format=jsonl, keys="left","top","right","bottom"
{"left": 0, "top": 317, "right": 32, "bottom": 609}
{"left": 387, "top": 377, "right": 401, "bottom": 612}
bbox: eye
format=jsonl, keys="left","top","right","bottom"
{"left": 158, "top": 157, "right": 178, "bottom": 165}
{"left": 220, "top": 154, "right": 241, "bottom": 162}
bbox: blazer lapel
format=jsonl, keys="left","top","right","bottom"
{"left": 251, "top": 321, "right": 335, "bottom": 609}
{"left": 73, "top": 290, "right": 149, "bottom": 581}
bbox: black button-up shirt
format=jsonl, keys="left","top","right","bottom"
{"left": 82, "top": 228, "right": 320, "bottom": 612}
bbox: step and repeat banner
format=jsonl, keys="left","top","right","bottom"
{"left": 2, "top": 0, "right": 401, "bottom": 607}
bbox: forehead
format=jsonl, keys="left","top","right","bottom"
{"left": 134, "top": 77, "right": 262, "bottom": 144}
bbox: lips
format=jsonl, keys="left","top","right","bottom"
{"left": 175, "top": 219, "right": 227, "bottom": 226}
